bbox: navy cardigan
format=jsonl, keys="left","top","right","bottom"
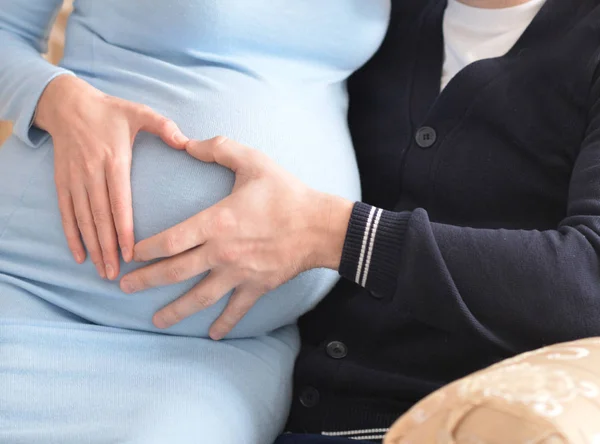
{"left": 287, "top": 0, "right": 600, "bottom": 437}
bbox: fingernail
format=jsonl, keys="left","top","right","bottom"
{"left": 153, "top": 313, "right": 169, "bottom": 329}
{"left": 133, "top": 249, "right": 143, "bottom": 262}
{"left": 210, "top": 329, "right": 224, "bottom": 341}
{"left": 97, "top": 265, "right": 107, "bottom": 279}
{"left": 121, "top": 279, "right": 136, "bottom": 294}
{"left": 172, "top": 131, "right": 189, "bottom": 145}
{"left": 105, "top": 264, "right": 116, "bottom": 280}
{"left": 121, "top": 247, "right": 131, "bottom": 263}
{"left": 73, "top": 252, "right": 83, "bottom": 263}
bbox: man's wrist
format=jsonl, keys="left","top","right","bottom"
{"left": 308, "top": 192, "right": 353, "bottom": 271}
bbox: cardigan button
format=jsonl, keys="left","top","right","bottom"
{"left": 326, "top": 341, "right": 348, "bottom": 359}
{"left": 299, "top": 386, "right": 320, "bottom": 408}
{"left": 415, "top": 126, "right": 437, "bottom": 148}
{"left": 370, "top": 290, "right": 385, "bottom": 299}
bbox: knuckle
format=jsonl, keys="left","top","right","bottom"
{"left": 107, "top": 153, "right": 130, "bottom": 169}
{"left": 166, "top": 266, "right": 183, "bottom": 283}
{"left": 192, "top": 291, "right": 217, "bottom": 309}
{"left": 136, "top": 104, "right": 153, "bottom": 116}
{"left": 68, "top": 164, "right": 81, "bottom": 179}
{"left": 110, "top": 196, "right": 128, "bottom": 216}
{"left": 61, "top": 215, "right": 78, "bottom": 232}
{"left": 262, "top": 277, "right": 280, "bottom": 293}
{"left": 212, "top": 135, "right": 229, "bottom": 148}
{"left": 162, "top": 233, "right": 179, "bottom": 255}
{"left": 82, "top": 160, "right": 97, "bottom": 176}
{"left": 213, "top": 208, "right": 237, "bottom": 235}
{"left": 158, "top": 116, "right": 175, "bottom": 134}
{"left": 91, "top": 208, "right": 111, "bottom": 225}
{"left": 216, "top": 245, "right": 240, "bottom": 265}
{"left": 76, "top": 217, "right": 95, "bottom": 233}
{"left": 103, "top": 94, "right": 120, "bottom": 107}
{"left": 99, "top": 241, "right": 117, "bottom": 256}
{"left": 237, "top": 268, "right": 252, "bottom": 281}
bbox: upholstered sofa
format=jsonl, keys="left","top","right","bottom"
{"left": 1, "top": 2, "right": 598, "bottom": 442}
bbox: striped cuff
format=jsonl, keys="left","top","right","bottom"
{"left": 339, "top": 202, "right": 411, "bottom": 296}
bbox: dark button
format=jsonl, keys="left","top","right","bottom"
{"left": 369, "top": 290, "right": 385, "bottom": 299}
{"left": 326, "top": 341, "right": 348, "bottom": 359}
{"left": 415, "top": 126, "right": 437, "bottom": 148}
{"left": 299, "top": 386, "right": 320, "bottom": 408}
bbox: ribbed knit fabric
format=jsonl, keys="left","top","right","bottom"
{"left": 339, "top": 202, "right": 410, "bottom": 297}
{"left": 0, "top": 1, "right": 390, "bottom": 442}
{"left": 288, "top": 0, "right": 600, "bottom": 437}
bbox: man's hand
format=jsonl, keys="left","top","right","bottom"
{"left": 119, "top": 137, "right": 353, "bottom": 339}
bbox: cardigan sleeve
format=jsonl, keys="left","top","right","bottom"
{"left": 339, "top": 72, "right": 600, "bottom": 354}
{"left": 0, "top": 1, "right": 75, "bottom": 148}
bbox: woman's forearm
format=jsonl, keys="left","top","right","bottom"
{"left": 0, "top": 0, "right": 75, "bottom": 147}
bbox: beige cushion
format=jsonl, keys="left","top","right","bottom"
{"left": 0, "top": 0, "right": 72, "bottom": 146}
{"left": 385, "top": 337, "right": 600, "bottom": 444}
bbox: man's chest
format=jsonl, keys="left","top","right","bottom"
{"left": 348, "top": 0, "right": 599, "bottom": 229}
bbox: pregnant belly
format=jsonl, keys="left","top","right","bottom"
{"left": 0, "top": 89, "right": 361, "bottom": 338}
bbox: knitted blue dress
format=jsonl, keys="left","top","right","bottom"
{"left": 0, "top": 1, "right": 389, "bottom": 442}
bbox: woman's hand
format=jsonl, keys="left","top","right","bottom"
{"left": 35, "top": 75, "right": 189, "bottom": 280}
{"left": 120, "top": 137, "right": 353, "bottom": 339}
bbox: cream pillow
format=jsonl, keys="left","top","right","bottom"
{"left": 385, "top": 337, "right": 600, "bottom": 444}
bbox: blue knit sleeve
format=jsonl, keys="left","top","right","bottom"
{"left": 0, "top": 1, "right": 75, "bottom": 148}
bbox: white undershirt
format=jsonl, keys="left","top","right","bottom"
{"left": 441, "top": 0, "right": 546, "bottom": 90}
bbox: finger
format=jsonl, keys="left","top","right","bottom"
{"left": 86, "top": 172, "right": 120, "bottom": 280}
{"left": 120, "top": 246, "right": 210, "bottom": 293}
{"left": 185, "top": 137, "right": 253, "bottom": 173}
{"left": 132, "top": 208, "right": 217, "bottom": 261}
{"left": 71, "top": 184, "right": 106, "bottom": 278}
{"left": 56, "top": 186, "right": 86, "bottom": 264}
{"left": 106, "top": 155, "right": 134, "bottom": 263}
{"left": 209, "top": 287, "right": 261, "bottom": 340}
{"left": 135, "top": 105, "right": 188, "bottom": 149}
{"left": 153, "top": 271, "right": 236, "bottom": 329}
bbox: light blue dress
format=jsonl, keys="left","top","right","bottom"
{"left": 0, "top": 1, "right": 390, "bottom": 442}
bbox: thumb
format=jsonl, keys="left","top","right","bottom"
{"left": 185, "top": 136, "right": 253, "bottom": 173}
{"left": 135, "top": 105, "right": 189, "bottom": 149}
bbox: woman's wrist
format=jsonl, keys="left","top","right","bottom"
{"left": 308, "top": 192, "right": 354, "bottom": 271}
{"left": 34, "top": 74, "right": 101, "bottom": 134}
